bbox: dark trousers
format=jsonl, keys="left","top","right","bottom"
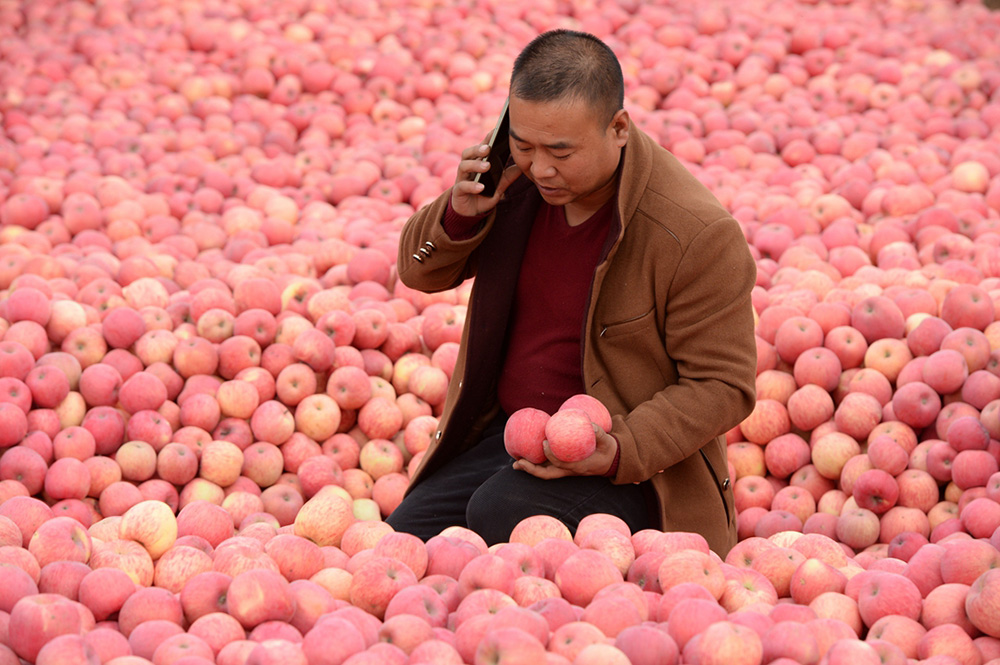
{"left": 385, "top": 412, "right": 655, "bottom": 546}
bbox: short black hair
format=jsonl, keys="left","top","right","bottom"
{"left": 510, "top": 30, "right": 625, "bottom": 125}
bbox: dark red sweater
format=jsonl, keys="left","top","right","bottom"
{"left": 443, "top": 199, "right": 619, "bottom": 473}
{"left": 443, "top": 199, "right": 613, "bottom": 414}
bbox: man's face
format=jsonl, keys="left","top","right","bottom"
{"left": 507, "top": 94, "right": 629, "bottom": 214}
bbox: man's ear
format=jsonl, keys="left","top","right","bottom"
{"left": 611, "top": 109, "right": 630, "bottom": 146}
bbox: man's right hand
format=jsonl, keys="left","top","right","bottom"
{"left": 451, "top": 143, "right": 522, "bottom": 217}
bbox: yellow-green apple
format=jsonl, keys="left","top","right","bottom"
{"left": 197, "top": 439, "right": 243, "bottom": 488}
{"left": 119, "top": 499, "right": 177, "bottom": 561}
{"left": 294, "top": 393, "right": 341, "bottom": 442}
{"left": 755, "top": 368, "right": 798, "bottom": 404}
{"left": 507, "top": 514, "right": 573, "bottom": 548}
{"left": 811, "top": 432, "right": 861, "bottom": 480}
{"left": 294, "top": 487, "right": 355, "bottom": 547}
{"left": 406, "top": 365, "right": 449, "bottom": 406}
{"left": 358, "top": 438, "right": 404, "bottom": 480}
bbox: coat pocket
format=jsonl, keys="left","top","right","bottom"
{"left": 598, "top": 306, "right": 655, "bottom": 339}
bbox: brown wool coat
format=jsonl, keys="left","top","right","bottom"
{"left": 396, "top": 121, "right": 758, "bottom": 557}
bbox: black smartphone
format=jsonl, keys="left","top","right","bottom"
{"left": 473, "top": 97, "right": 511, "bottom": 198}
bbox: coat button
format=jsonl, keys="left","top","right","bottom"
{"left": 434, "top": 431, "right": 442, "bottom": 441}
{"left": 722, "top": 477, "right": 731, "bottom": 490}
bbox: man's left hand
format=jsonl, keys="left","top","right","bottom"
{"left": 513, "top": 425, "right": 619, "bottom": 479}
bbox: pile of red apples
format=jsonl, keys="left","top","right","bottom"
{"left": 0, "top": 0, "right": 999, "bottom": 663}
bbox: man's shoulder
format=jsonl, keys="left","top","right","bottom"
{"left": 622, "top": 129, "right": 734, "bottom": 238}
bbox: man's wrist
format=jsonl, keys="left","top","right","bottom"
{"left": 442, "top": 199, "right": 485, "bottom": 240}
{"left": 603, "top": 436, "right": 621, "bottom": 477}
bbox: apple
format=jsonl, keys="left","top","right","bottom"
{"left": 503, "top": 407, "right": 549, "bottom": 464}
{"left": 543, "top": 408, "right": 597, "bottom": 463}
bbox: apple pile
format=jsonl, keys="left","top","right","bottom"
{"left": 1, "top": 0, "right": 1000, "bottom": 662}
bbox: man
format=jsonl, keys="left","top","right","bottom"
{"left": 389, "top": 29, "right": 757, "bottom": 557}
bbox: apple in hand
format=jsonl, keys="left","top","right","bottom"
{"left": 545, "top": 408, "right": 597, "bottom": 463}
{"left": 558, "top": 394, "right": 613, "bottom": 432}
{"left": 504, "top": 407, "right": 550, "bottom": 464}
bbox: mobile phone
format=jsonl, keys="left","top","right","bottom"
{"left": 473, "top": 98, "right": 511, "bottom": 198}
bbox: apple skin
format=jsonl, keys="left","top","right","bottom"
{"left": 544, "top": 408, "right": 597, "bottom": 463}
{"left": 558, "top": 394, "right": 613, "bottom": 432}
{"left": 504, "top": 407, "right": 550, "bottom": 464}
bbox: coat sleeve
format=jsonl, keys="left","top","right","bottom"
{"left": 396, "top": 188, "right": 496, "bottom": 294}
{"left": 609, "top": 215, "right": 758, "bottom": 483}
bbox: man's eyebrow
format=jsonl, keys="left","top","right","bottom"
{"left": 508, "top": 127, "right": 574, "bottom": 150}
